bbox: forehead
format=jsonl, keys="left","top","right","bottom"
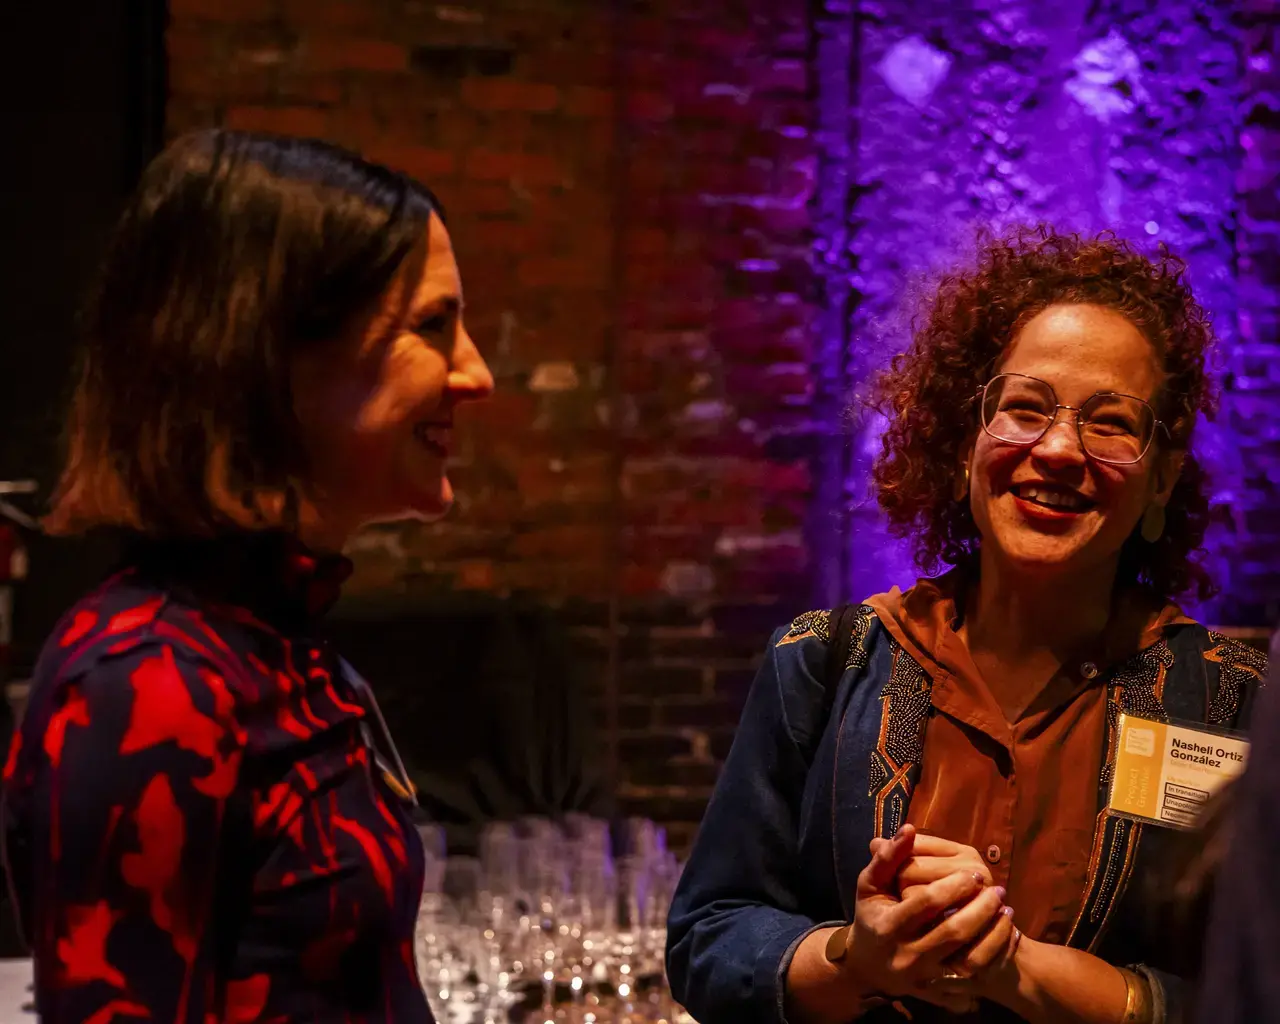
{"left": 406, "top": 211, "right": 460, "bottom": 307}
{"left": 999, "top": 303, "right": 1162, "bottom": 401}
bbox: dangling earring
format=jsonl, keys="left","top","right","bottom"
{"left": 1141, "top": 503, "right": 1166, "bottom": 543}
{"left": 954, "top": 464, "right": 971, "bottom": 502}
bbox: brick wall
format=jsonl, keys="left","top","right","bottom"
{"left": 1235, "top": 1, "right": 1280, "bottom": 624}
{"left": 166, "top": 0, "right": 815, "bottom": 852}
{"left": 166, "top": 0, "right": 1276, "bottom": 853}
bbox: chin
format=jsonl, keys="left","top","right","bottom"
{"left": 997, "top": 536, "right": 1108, "bottom": 582}
{"left": 358, "top": 486, "right": 453, "bottom": 529}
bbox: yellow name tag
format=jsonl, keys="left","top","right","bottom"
{"left": 1108, "top": 713, "right": 1249, "bottom": 828}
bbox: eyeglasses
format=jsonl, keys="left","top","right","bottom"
{"left": 978, "top": 373, "right": 1167, "bottom": 466}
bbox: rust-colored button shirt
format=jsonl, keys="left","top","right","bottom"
{"left": 867, "top": 577, "right": 1190, "bottom": 944}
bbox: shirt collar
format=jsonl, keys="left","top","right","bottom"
{"left": 125, "top": 529, "right": 353, "bottom": 630}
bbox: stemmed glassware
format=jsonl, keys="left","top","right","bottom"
{"left": 414, "top": 816, "right": 690, "bottom": 1023}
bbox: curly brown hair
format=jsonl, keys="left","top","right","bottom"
{"left": 870, "top": 225, "right": 1218, "bottom": 602}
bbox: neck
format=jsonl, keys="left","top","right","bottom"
{"left": 962, "top": 549, "right": 1119, "bottom": 664}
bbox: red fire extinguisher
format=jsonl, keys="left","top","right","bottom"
{"left": 0, "top": 482, "right": 36, "bottom": 688}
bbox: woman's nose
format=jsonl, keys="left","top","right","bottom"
{"left": 447, "top": 338, "right": 494, "bottom": 401}
{"left": 1031, "top": 412, "right": 1087, "bottom": 465}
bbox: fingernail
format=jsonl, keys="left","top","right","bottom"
{"left": 1002, "top": 906, "right": 1015, "bottom": 918}
{"left": 942, "top": 907, "right": 958, "bottom": 919}
{"left": 894, "top": 825, "right": 907, "bottom": 840}
{"left": 972, "top": 872, "right": 985, "bottom": 885}
{"left": 994, "top": 886, "right": 1006, "bottom": 901}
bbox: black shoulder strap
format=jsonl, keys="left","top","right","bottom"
{"left": 820, "top": 603, "right": 860, "bottom": 730}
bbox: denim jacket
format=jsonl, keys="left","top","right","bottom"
{"left": 666, "top": 605, "right": 1267, "bottom": 1024}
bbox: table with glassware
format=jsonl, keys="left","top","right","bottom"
{"left": 415, "top": 814, "right": 695, "bottom": 1023}
{"left": 0, "top": 814, "right": 695, "bottom": 1023}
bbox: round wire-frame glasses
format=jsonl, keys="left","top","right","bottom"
{"left": 978, "top": 373, "right": 1168, "bottom": 466}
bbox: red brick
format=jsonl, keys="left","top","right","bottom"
{"left": 622, "top": 564, "right": 663, "bottom": 595}
{"left": 362, "top": 143, "right": 458, "bottom": 182}
{"left": 464, "top": 149, "right": 564, "bottom": 186}
{"left": 626, "top": 159, "right": 671, "bottom": 192}
{"left": 515, "top": 454, "right": 613, "bottom": 507}
{"left": 302, "top": 37, "right": 408, "bottom": 74}
{"left": 517, "top": 257, "right": 609, "bottom": 291}
{"left": 461, "top": 78, "right": 561, "bottom": 114}
{"left": 225, "top": 105, "right": 330, "bottom": 137}
{"left": 624, "top": 527, "right": 709, "bottom": 563}
{"left": 168, "top": 24, "right": 223, "bottom": 66}
{"left": 275, "top": 73, "right": 345, "bottom": 105}
{"left": 168, "top": 62, "right": 226, "bottom": 102}
{"left": 442, "top": 182, "right": 515, "bottom": 216}
{"left": 461, "top": 218, "right": 556, "bottom": 256}
{"left": 511, "top": 524, "right": 611, "bottom": 562}
{"left": 281, "top": 0, "right": 380, "bottom": 32}
{"left": 170, "top": 0, "right": 275, "bottom": 22}
{"left": 223, "top": 65, "right": 277, "bottom": 104}
{"left": 453, "top": 560, "right": 497, "bottom": 590}
{"left": 624, "top": 228, "right": 671, "bottom": 259}
{"left": 626, "top": 90, "right": 675, "bottom": 122}
{"left": 619, "top": 17, "right": 670, "bottom": 49}
{"left": 563, "top": 86, "right": 614, "bottom": 118}
{"left": 519, "top": 50, "right": 613, "bottom": 87}
{"left": 325, "top": 106, "right": 383, "bottom": 149}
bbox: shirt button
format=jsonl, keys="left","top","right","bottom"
{"left": 1081, "top": 662, "right": 1099, "bottom": 679}
{"left": 985, "top": 844, "right": 1002, "bottom": 864}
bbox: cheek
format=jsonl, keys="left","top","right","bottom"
{"left": 1094, "top": 465, "right": 1150, "bottom": 519}
{"left": 971, "top": 438, "right": 1021, "bottom": 490}
{"left": 352, "top": 341, "right": 447, "bottom": 437}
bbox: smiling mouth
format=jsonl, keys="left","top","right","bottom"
{"left": 1010, "top": 483, "right": 1096, "bottom": 513}
{"left": 413, "top": 422, "right": 452, "bottom": 458}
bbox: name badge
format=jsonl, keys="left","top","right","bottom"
{"left": 1108, "top": 713, "right": 1249, "bottom": 829}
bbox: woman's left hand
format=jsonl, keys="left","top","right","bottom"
{"left": 876, "top": 833, "right": 994, "bottom": 899}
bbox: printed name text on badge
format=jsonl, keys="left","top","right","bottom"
{"left": 1108, "top": 713, "right": 1249, "bottom": 828}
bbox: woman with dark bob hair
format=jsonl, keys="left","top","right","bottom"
{"left": 667, "top": 227, "right": 1267, "bottom": 1024}
{"left": 1, "top": 130, "right": 492, "bottom": 1021}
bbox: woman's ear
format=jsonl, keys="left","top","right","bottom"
{"left": 954, "top": 446, "right": 974, "bottom": 502}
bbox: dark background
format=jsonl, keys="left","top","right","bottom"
{"left": 0, "top": 0, "right": 166, "bottom": 957}
{"left": 0, "top": 1, "right": 166, "bottom": 672}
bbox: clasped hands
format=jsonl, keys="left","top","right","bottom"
{"left": 837, "top": 823, "right": 1022, "bottom": 1015}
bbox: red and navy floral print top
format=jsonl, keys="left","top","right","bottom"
{"left": 1, "top": 532, "right": 432, "bottom": 1023}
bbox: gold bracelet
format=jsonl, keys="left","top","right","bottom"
{"left": 1117, "top": 967, "right": 1154, "bottom": 1024}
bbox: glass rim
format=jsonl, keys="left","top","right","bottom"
{"left": 978, "top": 372, "right": 1164, "bottom": 466}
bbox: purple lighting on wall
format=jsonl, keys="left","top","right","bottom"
{"left": 811, "top": 1, "right": 1280, "bottom": 624}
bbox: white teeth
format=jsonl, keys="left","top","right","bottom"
{"left": 1019, "top": 486, "right": 1086, "bottom": 510}
{"left": 414, "top": 424, "right": 452, "bottom": 449}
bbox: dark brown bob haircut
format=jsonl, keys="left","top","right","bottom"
{"left": 870, "top": 226, "right": 1218, "bottom": 602}
{"left": 45, "top": 129, "right": 443, "bottom": 538}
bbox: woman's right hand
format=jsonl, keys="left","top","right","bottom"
{"left": 847, "top": 825, "right": 1007, "bottom": 1011}
{"left": 786, "top": 825, "right": 1008, "bottom": 1023}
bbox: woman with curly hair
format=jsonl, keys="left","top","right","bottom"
{"left": 666, "top": 227, "right": 1267, "bottom": 1024}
